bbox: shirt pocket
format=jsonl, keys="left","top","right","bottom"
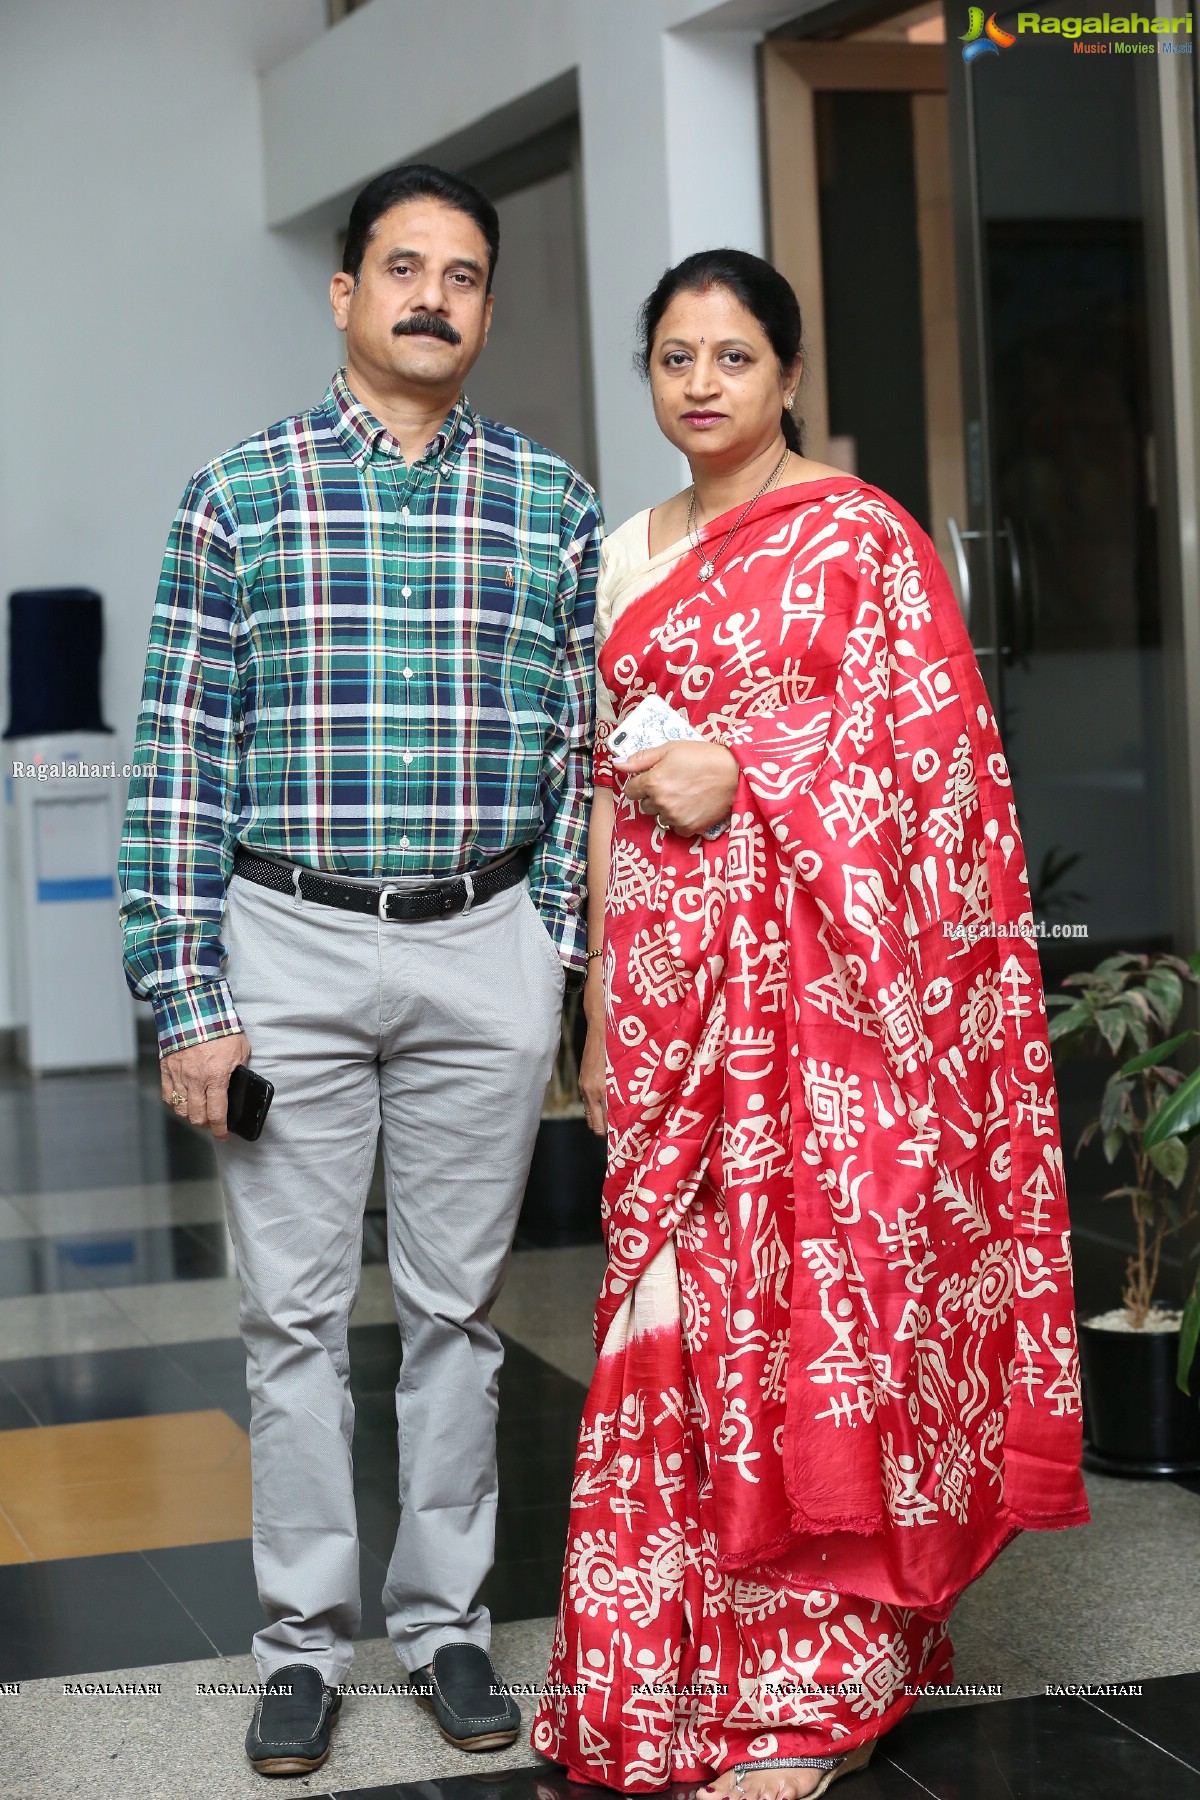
{"left": 468, "top": 540, "right": 558, "bottom": 700}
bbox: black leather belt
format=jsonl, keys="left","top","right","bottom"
{"left": 232, "top": 845, "right": 533, "bottom": 923}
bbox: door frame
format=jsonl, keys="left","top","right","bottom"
{"left": 1146, "top": 49, "right": 1200, "bottom": 952}
{"left": 763, "top": 12, "right": 1200, "bottom": 951}
{"left": 762, "top": 42, "right": 947, "bottom": 463}
{"left": 761, "top": 43, "right": 965, "bottom": 599}
{"left": 943, "top": 28, "right": 1200, "bottom": 951}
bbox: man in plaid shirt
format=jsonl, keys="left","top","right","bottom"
{"left": 119, "top": 163, "right": 600, "bottom": 1777}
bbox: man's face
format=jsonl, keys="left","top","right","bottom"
{"left": 330, "top": 198, "right": 493, "bottom": 393}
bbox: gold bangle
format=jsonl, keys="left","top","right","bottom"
{"left": 584, "top": 947, "right": 603, "bottom": 963}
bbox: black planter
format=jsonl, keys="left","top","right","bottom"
{"left": 517, "top": 1115, "right": 607, "bottom": 1248}
{"left": 1078, "top": 1310, "right": 1200, "bottom": 1477}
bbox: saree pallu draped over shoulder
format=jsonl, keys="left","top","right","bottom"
{"left": 532, "top": 481, "right": 1088, "bottom": 1791}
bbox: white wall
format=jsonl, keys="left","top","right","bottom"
{"left": 259, "top": 0, "right": 801, "bottom": 527}
{"left": 661, "top": 29, "right": 766, "bottom": 263}
{"left": 0, "top": 0, "right": 336, "bottom": 769}
{"left": 465, "top": 170, "right": 594, "bottom": 480}
{"left": 0, "top": 0, "right": 337, "bottom": 1027}
{"left": 0, "top": 0, "right": 819, "bottom": 1029}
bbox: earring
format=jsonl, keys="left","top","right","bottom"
{"left": 784, "top": 394, "right": 795, "bottom": 411}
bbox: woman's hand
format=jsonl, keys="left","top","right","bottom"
{"left": 617, "top": 739, "right": 739, "bottom": 837}
{"left": 579, "top": 988, "right": 607, "bottom": 1136}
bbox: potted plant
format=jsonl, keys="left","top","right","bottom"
{"left": 1048, "top": 950, "right": 1200, "bottom": 1475}
{"left": 1143, "top": 1045, "right": 1200, "bottom": 1416}
{"left": 517, "top": 987, "right": 606, "bottom": 1247}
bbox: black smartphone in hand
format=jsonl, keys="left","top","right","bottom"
{"left": 226, "top": 1065, "right": 274, "bottom": 1141}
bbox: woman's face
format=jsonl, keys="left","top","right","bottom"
{"left": 648, "top": 284, "right": 798, "bottom": 467}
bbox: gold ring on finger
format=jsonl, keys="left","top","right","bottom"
{"left": 171, "top": 1091, "right": 186, "bottom": 1109}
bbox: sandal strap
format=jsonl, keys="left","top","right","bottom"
{"left": 732, "top": 1755, "right": 842, "bottom": 1775}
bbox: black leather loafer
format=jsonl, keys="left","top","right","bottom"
{"left": 246, "top": 1662, "right": 341, "bottom": 1776}
{"left": 410, "top": 1643, "right": 520, "bottom": 1751}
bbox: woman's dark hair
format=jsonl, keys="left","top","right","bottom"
{"left": 635, "top": 248, "right": 804, "bottom": 453}
{"left": 342, "top": 162, "right": 500, "bottom": 291}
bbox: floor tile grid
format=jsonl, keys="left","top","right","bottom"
{"left": 1077, "top": 1698, "right": 1200, "bottom": 1780}
{"left": 0, "top": 1324, "right": 588, "bottom": 1683}
{"left": 2, "top": 1051, "right": 1200, "bottom": 1800}
{"left": 6, "top": 1669, "right": 1200, "bottom": 1800}
{"left": 0, "top": 1495, "right": 33, "bottom": 1563}
{"left": 0, "top": 1323, "right": 1198, "bottom": 1791}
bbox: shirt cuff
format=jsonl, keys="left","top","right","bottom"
{"left": 530, "top": 886, "right": 587, "bottom": 975}
{"left": 151, "top": 979, "right": 243, "bottom": 1057}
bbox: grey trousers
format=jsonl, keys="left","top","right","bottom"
{"left": 212, "top": 867, "right": 564, "bottom": 1681}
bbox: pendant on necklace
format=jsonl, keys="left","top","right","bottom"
{"left": 699, "top": 560, "right": 714, "bottom": 583}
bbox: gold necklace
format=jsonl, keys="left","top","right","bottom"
{"left": 687, "top": 446, "right": 790, "bottom": 584}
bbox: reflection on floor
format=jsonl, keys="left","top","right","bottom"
{"left": 0, "top": 1058, "right": 1198, "bottom": 1798}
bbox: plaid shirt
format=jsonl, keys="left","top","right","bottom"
{"left": 119, "top": 369, "right": 601, "bottom": 1055}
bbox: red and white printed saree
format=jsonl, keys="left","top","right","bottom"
{"left": 532, "top": 479, "right": 1088, "bottom": 1791}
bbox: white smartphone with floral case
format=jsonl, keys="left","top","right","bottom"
{"left": 608, "top": 695, "right": 729, "bottom": 840}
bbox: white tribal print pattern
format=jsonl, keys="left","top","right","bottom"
{"left": 533, "top": 481, "right": 1088, "bottom": 1791}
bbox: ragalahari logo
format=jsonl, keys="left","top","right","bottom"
{"left": 961, "top": 7, "right": 1018, "bottom": 56}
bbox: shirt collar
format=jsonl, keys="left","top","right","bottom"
{"left": 322, "top": 367, "right": 475, "bottom": 472}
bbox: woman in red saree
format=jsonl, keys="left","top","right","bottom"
{"left": 531, "top": 251, "right": 1088, "bottom": 1798}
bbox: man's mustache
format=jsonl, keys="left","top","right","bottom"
{"left": 392, "top": 314, "right": 462, "bottom": 347}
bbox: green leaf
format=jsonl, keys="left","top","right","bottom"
{"left": 1102, "top": 1129, "right": 1124, "bottom": 1164}
{"left": 1119, "top": 1029, "right": 1197, "bottom": 1076}
{"left": 1144, "top": 967, "right": 1184, "bottom": 1029}
{"left": 1096, "top": 1009, "right": 1129, "bottom": 1055}
{"left": 1145, "top": 1066, "right": 1200, "bottom": 1148}
{"left": 1177, "top": 1276, "right": 1200, "bottom": 1397}
{"left": 1099, "top": 1079, "right": 1133, "bottom": 1136}
{"left": 1123, "top": 1013, "right": 1150, "bottom": 1055}
{"left": 1147, "top": 1135, "right": 1189, "bottom": 1189}
{"left": 1188, "top": 951, "right": 1200, "bottom": 983}
{"left": 1048, "top": 1002, "right": 1093, "bottom": 1041}
{"left": 1097, "top": 952, "right": 1146, "bottom": 975}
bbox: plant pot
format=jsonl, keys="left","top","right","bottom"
{"left": 517, "top": 1114, "right": 606, "bottom": 1248}
{"left": 1078, "top": 1310, "right": 1200, "bottom": 1477}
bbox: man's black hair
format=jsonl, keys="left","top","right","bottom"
{"left": 342, "top": 162, "right": 500, "bottom": 290}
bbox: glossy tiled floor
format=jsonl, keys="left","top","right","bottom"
{"left": 0, "top": 1053, "right": 1198, "bottom": 1799}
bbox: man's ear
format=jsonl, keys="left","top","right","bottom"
{"left": 330, "top": 269, "right": 354, "bottom": 331}
{"left": 481, "top": 289, "right": 495, "bottom": 346}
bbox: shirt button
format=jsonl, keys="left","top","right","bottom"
{"left": 399, "top": 835, "right": 410, "bottom": 848}
{"left": 401, "top": 586, "right": 412, "bottom": 599}
{"left": 402, "top": 667, "right": 414, "bottom": 680}
{"left": 401, "top": 505, "right": 410, "bottom": 520}
{"left": 440, "top": 465, "right": 452, "bottom": 477}
{"left": 402, "top": 752, "right": 414, "bottom": 764}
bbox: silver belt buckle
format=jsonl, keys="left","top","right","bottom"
{"left": 460, "top": 872, "right": 475, "bottom": 915}
{"left": 377, "top": 883, "right": 399, "bottom": 920}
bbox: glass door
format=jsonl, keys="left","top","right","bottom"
{"left": 944, "top": 16, "right": 1178, "bottom": 977}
